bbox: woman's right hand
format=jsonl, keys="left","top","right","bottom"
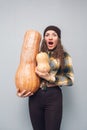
{"left": 16, "top": 88, "right": 33, "bottom": 98}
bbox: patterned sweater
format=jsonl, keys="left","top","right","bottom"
{"left": 40, "top": 51, "right": 74, "bottom": 88}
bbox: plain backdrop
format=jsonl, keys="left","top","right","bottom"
{"left": 0, "top": 0, "right": 87, "bottom": 130}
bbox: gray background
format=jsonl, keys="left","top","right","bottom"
{"left": 0, "top": 0, "right": 87, "bottom": 130}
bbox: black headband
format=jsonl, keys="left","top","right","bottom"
{"left": 43, "top": 25, "right": 61, "bottom": 38}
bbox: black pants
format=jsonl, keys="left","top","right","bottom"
{"left": 28, "top": 87, "right": 62, "bottom": 130}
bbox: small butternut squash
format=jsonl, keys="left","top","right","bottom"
{"left": 15, "top": 30, "right": 41, "bottom": 94}
{"left": 36, "top": 52, "right": 50, "bottom": 73}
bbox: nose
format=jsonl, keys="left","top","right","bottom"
{"left": 49, "top": 35, "right": 53, "bottom": 40}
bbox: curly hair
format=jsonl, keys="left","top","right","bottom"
{"left": 40, "top": 39, "right": 65, "bottom": 70}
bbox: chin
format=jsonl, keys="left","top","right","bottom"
{"left": 48, "top": 48, "right": 54, "bottom": 51}
{"left": 48, "top": 46, "right": 56, "bottom": 51}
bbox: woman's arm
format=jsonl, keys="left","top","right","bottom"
{"left": 54, "top": 52, "right": 74, "bottom": 86}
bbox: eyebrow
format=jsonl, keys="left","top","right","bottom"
{"left": 45, "top": 32, "right": 57, "bottom": 35}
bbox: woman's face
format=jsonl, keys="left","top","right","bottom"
{"left": 44, "top": 30, "right": 59, "bottom": 50}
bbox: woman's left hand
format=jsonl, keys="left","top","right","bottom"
{"left": 35, "top": 67, "right": 51, "bottom": 81}
{"left": 16, "top": 88, "right": 33, "bottom": 98}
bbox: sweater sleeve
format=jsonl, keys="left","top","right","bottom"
{"left": 55, "top": 52, "right": 74, "bottom": 86}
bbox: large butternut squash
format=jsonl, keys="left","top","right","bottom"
{"left": 15, "top": 30, "right": 41, "bottom": 93}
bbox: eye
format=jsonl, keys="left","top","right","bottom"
{"left": 45, "top": 33, "right": 49, "bottom": 37}
{"left": 52, "top": 33, "right": 57, "bottom": 37}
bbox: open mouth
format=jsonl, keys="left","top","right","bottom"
{"left": 48, "top": 42, "right": 53, "bottom": 45}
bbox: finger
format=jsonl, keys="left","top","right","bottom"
{"left": 23, "top": 92, "right": 34, "bottom": 97}
{"left": 17, "top": 90, "right": 26, "bottom": 97}
{"left": 35, "top": 68, "right": 39, "bottom": 74}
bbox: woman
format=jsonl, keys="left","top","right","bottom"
{"left": 17, "top": 25, "right": 74, "bottom": 130}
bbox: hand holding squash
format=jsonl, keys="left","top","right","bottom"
{"left": 35, "top": 67, "right": 56, "bottom": 82}
{"left": 35, "top": 67, "right": 50, "bottom": 81}
{"left": 17, "top": 88, "right": 33, "bottom": 97}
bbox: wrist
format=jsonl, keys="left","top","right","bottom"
{"left": 49, "top": 75, "right": 56, "bottom": 83}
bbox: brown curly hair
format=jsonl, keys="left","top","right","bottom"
{"left": 40, "top": 39, "right": 65, "bottom": 70}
